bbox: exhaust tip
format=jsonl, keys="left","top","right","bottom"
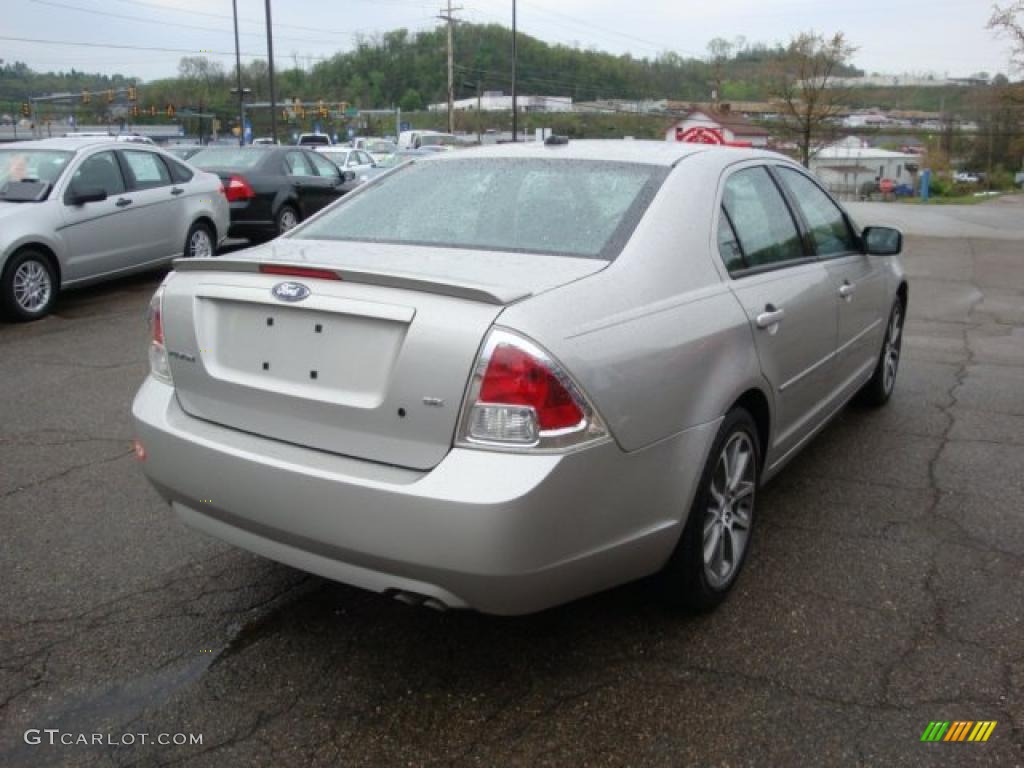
{"left": 388, "top": 590, "right": 449, "bottom": 611}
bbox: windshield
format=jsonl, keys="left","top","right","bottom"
{"left": 365, "top": 141, "right": 396, "bottom": 153}
{"left": 190, "top": 147, "right": 267, "bottom": 169}
{"left": 0, "top": 149, "right": 74, "bottom": 187}
{"left": 297, "top": 158, "right": 665, "bottom": 259}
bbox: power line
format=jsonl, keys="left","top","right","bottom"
{"left": 27, "top": 0, "right": 358, "bottom": 47}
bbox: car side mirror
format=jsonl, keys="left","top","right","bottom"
{"left": 69, "top": 187, "right": 108, "bottom": 205}
{"left": 863, "top": 226, "right": 902, "bottom": 256}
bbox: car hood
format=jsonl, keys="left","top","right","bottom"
{"left": 0, "top": 200, "right": 47, "bottom": 218}
{"left": 217, "top": 237, "right": 610, "bottom": 305}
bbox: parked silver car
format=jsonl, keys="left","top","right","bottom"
{"left": 0, "top": 138, "right": 229, "bottom": 320}
{"left": 132, "top": 140, "right": 907, "bottom": 614}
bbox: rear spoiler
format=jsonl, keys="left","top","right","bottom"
{"left": 172, "top": 257, "right": 527, "bottom": 306}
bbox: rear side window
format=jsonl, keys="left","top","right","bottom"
{"left": 166, "top": 157, "right": 194, "bottom": 183}
{"left": 722, "top": 167, "right": 804, "bottom": 270}
{"left": 191, "top": 148, "right": 267, "bottom": 169}
{"left": 717, "top": 210, "right": 746, "bottom": 272}
{"left": 122, "top": 151, "right": 171, "bottom": 189}
{"left": 67, "top": 151, "right": 125, "bottom": 198}
{"left": 776, "top": 168, "right": 858, "bottom": 256}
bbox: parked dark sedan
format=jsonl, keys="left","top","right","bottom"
{"left": 188, "top": 146, "right": 352, "bottom": 240}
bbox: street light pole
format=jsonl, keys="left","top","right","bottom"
{"left": 264, "top": 0, "right": 278, "bottom": 144}
{"left": 511, "top": 0, "right": 517, "bottom": 141}
{"left": 232, "top": 0, "right": 245, "bottom": 145}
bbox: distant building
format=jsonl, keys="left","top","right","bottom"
{"left": 427, "top": 92, "right": 573, "bottom": 113}
{"left": 664, "top": 105, "right": 770, "bottom": 147}
{"left": 810, "top": 137, "right": 919, "bottom": 195}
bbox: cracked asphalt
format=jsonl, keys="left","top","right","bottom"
{"left": 1, "top": 201, "right": 1022, "bottom": 767}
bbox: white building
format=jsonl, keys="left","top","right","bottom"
{"left": 663, "top": 106, "right": 770, "bottom": 148}
{"left": 427, "top": 92, "right": 573, "bottom": 113}
{"left": 810, "top": 137, "right": 920, "bottom": 196}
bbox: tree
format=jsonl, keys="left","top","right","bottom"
{"left": 988, "top": 2, "right": 1024, "bottom": 68}
{"left": 770, "top": 31, "right": 857, "bottom": 167}
{"left": 399, "top": 88, "right": 423, "bottom": 112}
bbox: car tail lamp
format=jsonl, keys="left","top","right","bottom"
{"left": 147, "top": 286, "right": 172, "bottom": 385}
{"left": 223, "top": 175, "right": 255, "bottom": 202}
{"left": 456, "top": 328, "right": 608, "bottom": 452}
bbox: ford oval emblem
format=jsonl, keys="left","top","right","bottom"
{"left": 271, "top": 281, "right": 310, "bottom": 302}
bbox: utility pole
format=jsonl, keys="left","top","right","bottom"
{"left": 264, "top": 0, "right": 278, "bottom": 143}
{"left": 232, "top": 0, "right": 246, "bottom": 145}
{"left": 477, "top": 80, "right": 482, "bottom": 143}
{"left": 511, "top": 0, "right": 518, "bottom": 141}
{"left": 439, "top": 0, "right": 462, "bottom": 134}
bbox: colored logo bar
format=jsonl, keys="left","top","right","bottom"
{"left": 921, "top": 721, "right": 997, "bottom": 742}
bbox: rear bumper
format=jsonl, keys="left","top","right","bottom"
{"left": 132, "top": 377, "right": 716, "bottom": 614}
{"left": 227, "top": 220, "right": 276, "bottom": 239}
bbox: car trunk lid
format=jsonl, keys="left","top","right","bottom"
{"left": 162, "top": 239, "right": 606, "bottom": 470}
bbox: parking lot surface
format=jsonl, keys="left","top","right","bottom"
{"left": 2, "top": 201, "right": 1022, "bottom": 767}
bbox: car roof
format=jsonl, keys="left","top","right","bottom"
{"left": 438, "top": 139, "right": 787, "bottom": 168}
{"left": 5, "top": 137, "right": 126, "bottom": 152}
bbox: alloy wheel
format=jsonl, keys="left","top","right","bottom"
{"left": 189, "top": 228, "right": 213, "bottom": 259}
{"left": 883, "top": 303, "right": 903, "bottom": 395}
{"left": 703, "top": 431, "right": 756, "bottom": 589}
{"left": 278, "top": 209, "right": 298, "bottom": 233}
{"left": 13, "top": 260, "right": 52, "bottom": 313}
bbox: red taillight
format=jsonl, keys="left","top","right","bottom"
{"left": 223, "top": 174, "right": 255, "bottom": 202}
{"left": 480, "top": 344, "right": 583, "bottom": 431}
{"left": 458, "top": 330, "right": 607, "bottom": 450}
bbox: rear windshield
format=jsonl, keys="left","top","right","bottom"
{"left": 190, "top": 148, "right": 267, "bottom": 169}
{"left": 297, "top": 158, "right": 665, "bottom": 259}
{"left": 299, "top": 135, "right": 330, "bottom": 145}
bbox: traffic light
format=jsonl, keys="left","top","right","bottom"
{"left": 81, "top": 89, "right": 91, "bottom": 104}
{"left": 127, "top": 85, "right": 137, "bottom": 101}
{"left": 337, "top": 101, "right": 347, "bottom": 114}
{"left": 165, "top": 104, "right": 176, "bottom": 118}
{"left": 148, "top": 105, "right": 156, "bottom": 117}
{"left": 281, "top": 109, "right": 289, "bottom": 121}
{"left": 106, "top": 89, "right": 115, "bottom": 103}
{"left": 131, "top": 104, "right": 140, "bottom": 118}
{"left": 317, "top": 99, "right": 327, "bottom": 119}
{"left": 21, "top": 102, "right": 31, "bottom": 117}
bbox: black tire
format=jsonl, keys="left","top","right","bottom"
{"left": 183, "top": 220, "right": 215, "bottom": 259}
{"left": 660, "top": 408, "right": 761, "bottom": 612}
{"left": 275, "top": 205, "right": 300, "bottom": 236}
{"left": 1, "top": 249, "right": 58, "bottom": 322}
{"left": 858, "top": 298, "right": 904, "bottom": 407}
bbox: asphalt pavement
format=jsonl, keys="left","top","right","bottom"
{"left": 1, "top": 200, "right": 1022, "bottom": 767}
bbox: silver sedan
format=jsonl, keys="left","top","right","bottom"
{"left": 132, "top": 140, "right": 906, "bottom": 614}
{"left": 0, "top": 138, "right": 229, "bottom": 320}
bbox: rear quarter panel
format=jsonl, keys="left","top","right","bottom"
{"left": 500, "top": 152, "right": 769, "bottom": 453}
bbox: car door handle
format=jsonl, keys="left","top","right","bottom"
{"left": 115, "top": 197, "right": 132, "bottom": 207}
{"left": 838, "top": 281, "right": 856, "bottom": 299}
{"left": 171, "top": 187, "right": 184, "bottom": 196}
{"left": 755, "top": 304, "right": 785, "bottom": 330}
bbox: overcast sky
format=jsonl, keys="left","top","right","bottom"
{"left": 2, "top": 0, "right": 1015, "bottom": 85}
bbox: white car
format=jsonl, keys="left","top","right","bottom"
{"left": 317, "top": 147, "right": 376, "bottom": 176}
{"left": 297, "top": 133, "right": 332, "bottom": 148}
{"left": 0, "top": 138, "right": 229, "bottom": 320}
